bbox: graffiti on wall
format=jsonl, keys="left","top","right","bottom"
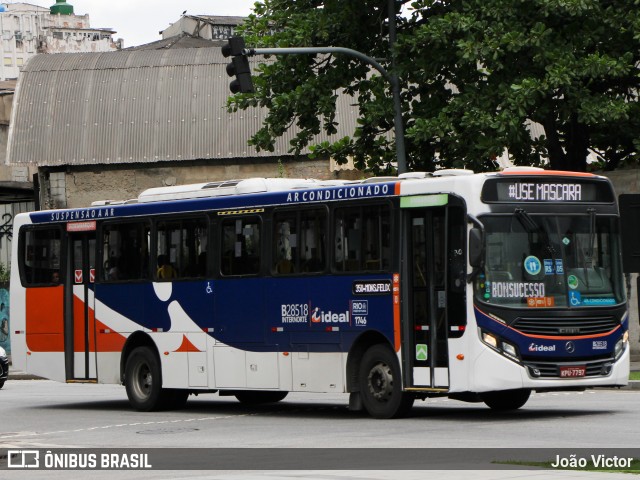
{"left": 0, "top": 213, "right": 12, "bottom": 241}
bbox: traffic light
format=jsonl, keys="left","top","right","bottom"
{"left": 221, "top": 37, "right": 254, "bottom": 94}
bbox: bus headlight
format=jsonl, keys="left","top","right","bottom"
{"left": 614, "top": 331, "right": 629, "bottom": 360}
{"left": 502, "top": 341, "right": 517, "bottom": 358}
{"left": 482, "top": 332, "right": 498, "bottom": 348}
{"left": 480, "top": 329, "right": 520, "bottom": 361}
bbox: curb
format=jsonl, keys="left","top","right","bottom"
{"left": 620, "top": 380, "right": 640, "bottom": 390}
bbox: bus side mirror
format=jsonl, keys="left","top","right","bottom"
{"left": 469, "top": 227, "right": 484, "bottom": 269}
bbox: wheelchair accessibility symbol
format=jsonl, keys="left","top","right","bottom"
{"left": 205, "top": 282, "right": 213, "bottom": 294}
{"left": 569, "top": 290, "right": 582, "bottom": 306}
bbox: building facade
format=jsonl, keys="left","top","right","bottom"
{"left": 160, "top": 15, "right": 245, "bottom": 42}
{"left": 0, "top": 1, "right": 120, "bottom": 81}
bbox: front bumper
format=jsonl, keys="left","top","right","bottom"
{"left": 472, "top": 344, "right": 629, "bottom": 392}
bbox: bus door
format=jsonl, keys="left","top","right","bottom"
{"left": 403, "top": 194, "right": 466, "bottom": 390}
{"left": 65, "top": 230, "right": 97, "bottom": 381}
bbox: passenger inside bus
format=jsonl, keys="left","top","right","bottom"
{"left": 106, "top": 256, "right": 121, "bottom": 280}
{"left": 157, "top": 255, "right": 177, "bottom": 279}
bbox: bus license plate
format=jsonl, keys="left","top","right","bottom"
{"left": 560, "top": 366, "right": 586, "bottom": 378}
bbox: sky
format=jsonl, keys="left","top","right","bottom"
{"left": 24, "top": 0, "right": 258, "bottom": 47}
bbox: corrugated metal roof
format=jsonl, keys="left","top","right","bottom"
{"left": 8, "top": 48, "right": 360, "bottom": 166}
{"left": 124, "top": 35, "right": 224, "bottom": 51}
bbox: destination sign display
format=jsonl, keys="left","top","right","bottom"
{"left": 482, "top": 178, "right": 614, "bottom": 203}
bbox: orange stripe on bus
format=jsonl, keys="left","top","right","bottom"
{"left": 393, "top": 273, "right": 401, "bottom": 351}
{"left": 95, "top": 319, "right": 127, "bottom": 352}
{"left": 175, "top": 334, "right": 202, "bottom": 353}
{"left": 499, "top": 170, "right": 595, "bottom": 177}
{"left": 26, "top": 287, "right": 64, "bottom": 352}
{"left": 503, "top": 322, "right": 620, "bottom": 340}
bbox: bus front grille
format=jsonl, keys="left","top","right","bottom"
{"left": 512, "top": 316, "right": 618, "bottom": 336}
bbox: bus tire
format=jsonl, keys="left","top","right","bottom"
{"left": 359, "top": 344, "right": 414, "bottom": 419}
{"left": 125, "top": 346, "right": 166, "bottom": 412}
{"left": 0, "top": 380, "right": 4, "bottom": 389}
{"left": 481, "top": 389, "right": 531, "bottom": 411}
{"left": 235, "top": 391, "right": 288, "bottom": 404}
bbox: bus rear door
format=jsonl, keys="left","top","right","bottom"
{"left": 65, "top": 228, "right": 98, "bottom": 381}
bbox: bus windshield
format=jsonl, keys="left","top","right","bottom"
{"left": 475, "top": 213, "right": 625, "bottom": 308}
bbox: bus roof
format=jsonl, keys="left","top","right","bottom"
{"left": 135, "top": 178, "right": 351, "bottom": 204}
{"left": 20, "top": 168, "right": 611, "bottom": 226}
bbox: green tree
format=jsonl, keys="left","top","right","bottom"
{"left": 231, "top": 0, "right": 640, "bottom": 173}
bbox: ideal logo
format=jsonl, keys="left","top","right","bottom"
{"left": 310, "top": 306, "right": 350, "bottom": 324}
{"left": 529, "top": 343, "right": 556, "bottom": 352}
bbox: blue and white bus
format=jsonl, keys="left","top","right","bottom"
{"left": 10, "top": 168, "right": 629, "bottom": 418}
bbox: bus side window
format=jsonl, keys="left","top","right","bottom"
{"left": 102, "top": 222, "right": 150, "bottom": 282}
{"left": 273, "top": 212, "right": 297, "bottom": 274}
{"left": 221, "top": 216, "right": 261, "bottom": 276}
{"left": 300, "top": 208, "right": 327, "bottom": 273}
{"left": 333, "top": 204, "right": 390, "bottom": 272}
{"left": 20, "top": 227, "right": 62, "bottom": 286}
{"left": 272, "top": 207, "right": 327, "bottom": 275}
{"left": 156, "top": 217, "right": 208, "bottom": 280}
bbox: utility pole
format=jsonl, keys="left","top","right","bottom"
{"left": 387, "top": 0, "right": 407, "bottom": 174}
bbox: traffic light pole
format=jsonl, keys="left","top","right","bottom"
{"left": 244, "top": 46, "right": 407, "bottom": 174}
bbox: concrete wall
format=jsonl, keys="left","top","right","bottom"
{"left": 0, "top": 164, "right": 36, "bottom": 183}
{"left": 39, "top": 157, "right": 361, "bottom": 209}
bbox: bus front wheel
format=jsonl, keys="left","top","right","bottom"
{"left": 481, "top": 389, "right": 531, "bottom": 411}
{"left": 358, "top": 344, "right": 414, "bottom": 419}
{"left": 125, "top": 346, "right": 168, "bottom": 411}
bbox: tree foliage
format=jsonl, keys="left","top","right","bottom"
{"left": 231, "top": 0, "right": 640, "bottom": 173}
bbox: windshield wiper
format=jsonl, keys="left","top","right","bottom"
{"left": 515, "top": 208, "right": 557, "bottom": 258}
{"left": 514, "top": 208, "right": 538, "bottom": 233}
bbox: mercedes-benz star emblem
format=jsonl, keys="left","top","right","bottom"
{"left": 565, "top": 341, "right": 576, "bottom": 353}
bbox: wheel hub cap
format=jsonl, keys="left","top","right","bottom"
{"left": 368, "top": 362, "right": 393, "bottom": 402}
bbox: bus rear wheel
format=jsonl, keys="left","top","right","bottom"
{"left": 235, "top": 391, "right": 288, "bottom": 404}
{"left": 358, "top": 344, "right": 414, "bottom": 419}
{"left": 125, "top": 346, "right": 187, "bottom": 411}
{"left": 481, "top": 389, "right": 531, "bottom": 411}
